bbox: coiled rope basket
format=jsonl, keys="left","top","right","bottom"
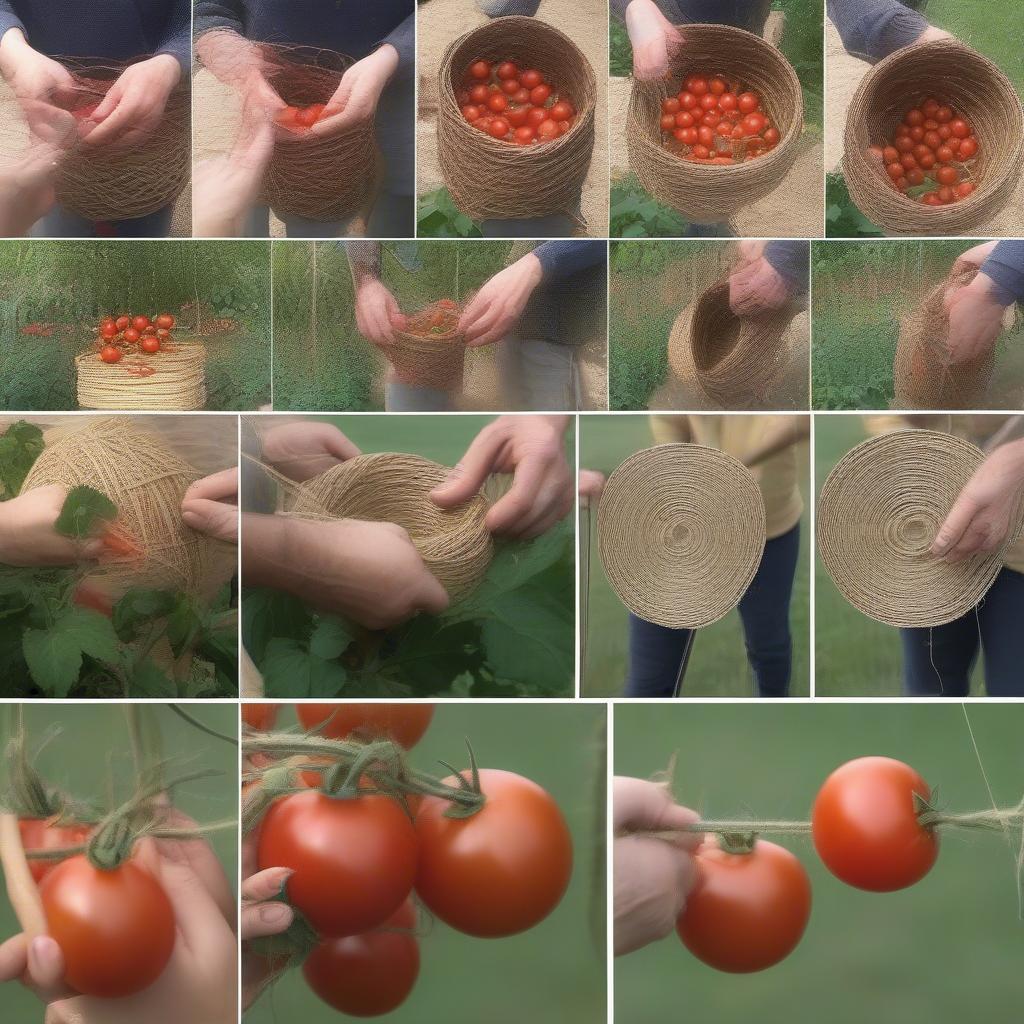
{"left": 55, "top": 56, "right": 190, "bottom": 221}
{"left": 258, "top": 44, "right": 376, "bottom": 223}
{"left": 626, "top": 24, "right": 803, "bottom": 224}
{"left": 843, "top": 40, "right": 1023, "bottom": 236}
{"left": 75, "top": 343, "right": 207, "bottom": 411}
{"left": 817, "top": 430, "right": 1024, "bottom": 628}
{"left": 437, "top": 16, "right": 597, "bottom": 221}
{"left": 283, "top": 453, "right": 493, "bottom": 602}
{"left": 597, "top": 444, "right": 766, "bottom": 629}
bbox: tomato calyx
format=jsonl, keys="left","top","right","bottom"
{"left": 435, "top": 742, "right": 486, "bottom": 820}
{"left": 716, "top": 831, "right": 760, "bottom": 855}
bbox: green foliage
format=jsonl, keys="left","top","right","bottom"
{"left": 826, "top": 173, "right": 885, "bottom": 238}
{"left": 0, "top": 420, "right": 44, "bottom": 499}
{"left": 608, "top": 310, "right": 673, "bottom": 410}
{"left": 609, "top": 14, "right": 632, "bottom": 77}
{"left": 610, "top": 240, "right": 669, "bottom": 276}
{"left": 54, "top": 486, "right": 116, "bottom": 540}
{"left": 611, "top": 175, "right": 691, "bottom": 238}
{"left": 417, "top": 188, "right": 483, "bottom": 238}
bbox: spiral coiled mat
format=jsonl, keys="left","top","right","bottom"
{"left": 75, "top": 343, "right": 207, "bottom": 411}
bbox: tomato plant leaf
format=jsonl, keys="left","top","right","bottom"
{"left": 308, "top": 616, "right": 354, "bottom": 661}
{"left": 59, "top": 607, "right": 121, "bottom": 666}
{"left": 0, "top": 420, "right": 44, "bottom": 499}
{"left": 21, "top": 625, "right": 83, "bottom": 697}
{"left": 54, "top": 485, "right": 117, "bottom": 540}
{"left": 113, "top": 588, "right": 178, "bottom": 643}
{"left": 166, "top": 595, "right": 203, "bottom": 658}
{"left": 129, "top": 658, "right": 176, "bottom": 697}
{"left": 262, "top": 638, "right": 347, "bottom": 697}
{"left": 242, "top": 587, "right": 314, "bottom": 664}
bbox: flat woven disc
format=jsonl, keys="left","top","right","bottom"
{"left": 597, "top": 444, "right": 766, "bottom": 629}
{"left": 817, "top": 430, "right": 1023, "bottom": 628}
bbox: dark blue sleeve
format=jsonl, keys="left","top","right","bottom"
{"left": 382, "top": 12, "right": 414, "bottom": 77}
{"left": 764, "top": 241, "right": 809, "bottom": 295}
{"left": 0, "top": 4, "right": 24, "bottom": 42}
{"left": 827, "top": 0, "right": 928, "bottom": 61}
{"left": 477, "top": 0, "right": 542, "bottom": 15}
{"left": 981, "top": 242, "right": 1024, "bottom": 307}
{"left": 156, "top": 0, "right": 191, "bottom": 70}
{"left": 194, "top": 0, "right": 246, "bottom": 36}
{"left": 533, "top": 241, "right": 606, "bottom": 283}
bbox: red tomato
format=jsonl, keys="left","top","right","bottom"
{"left": 131, "top": 315, "right": 150, "bottom": 332}
{"left": 909, "top": 125, "right": 925, "bottom": 142}
{"left": 715, "top": 122, "right": 732, "bottom": 138}
{"left": 921, "top": 97, "right": 940, "bottom": 117}
{"left": 937, "top": 185, "right": 955, "bottom": 204}
{"left": 691, "top": 143, "right": 711, "bottom": 159}
{"left": 922, "top": 192, "right": 942, "bottom": 206}
{"left": 507, "top": 105, "right": 530, "bottom": 127}
{"left": 462, "top": 104, "right": 482, "bottom": 122}
{"left": 905, "top": 108, "right": 924, "bottom": 127}
{"left": 922, "top": 130, "right": 941, "bottom": 150}
{"left": 140, "top": 336, "right": 160, "bottom": 354}
{"left": 526, "top": 107, "right": 548, "bottom": 128}
{"left": 550, "top": 100, "right": 574, "bottom": 122}
{"left": 679, "top": 128, "right": 698, "bottom": 146}
{"left": 949, "top": 118, "right": 970, "bottom": 139}
{"left": 500, "top": 78, "right": 520, "bottom": 96}
{"left": 737, "top": 91, "right": 759, "bottom": 114}
{"left": 918, "top": 151, "right": 935, "bottom": 169}
{"left": 936, "top": 165, "right": 958, "bottom": 186}
{"left": 882, "top": 145, "right": 899, "bottom": 163}
{"left": 935, "top": 104, "right": 953, "bottom": 123}
{"left": 259, "top": 790, "right": 417, "bottom": 936}
{"left": 923, "top": 117, "right": 939, "bottom": 131}
{"left": 304, "top": 901, "right": 419, "bottom": 1017}
{"left": 699, "top": 93, "right": 718, "bottom": 111}
{"left": 529, "top": 84, "right": 552, "bottom": 106}
{"left": 414, "top": 769, "right": 572, "bottom": 938}
{"left": 905, "top": 168, "right": 924, "bottom": 186}
{"left": 886, "top": 161, "right": 904, "bottom": 181}
{"left": 99, "top": 345, "right": 122, "bottom": 363}
{"left": 468, "top": 83, "right": 489, "bottom": 104}
{"left": 743, "top": 112, "right": 766, "bottom": 135}
{"left": 702, "top": 110, "right": 721, "bottom": 128}
{"left": 242, "top": 703, "right": 279, "bottom": 731}
{"left": 519, "top": 68, "right": 543, "bottom": 90}
{"left": 676, "top": 838, "right": 811, "bottom": 973}
{"left": 469, "top": 60, "right": 491, "bottom": 81}
{"left": 19, "top": 819, "right": 92, "bottom": 884}
{"left": 99, "top": 316, "right": 116, "bottom": 330}
{"left": 956, "top": 181, "right": 976, "bottom": 198}
{"left": 935, "top": 144, "right": 954, "bottom": 164}
{"left": 812, "top": 756, "right": 938, "bottom": 892}
{"left": 674, "top": 111, "right": 695, "bottom": 128}
{"left": 296, "top": 104, "right": 324, "bottom": 128}
{"left": 718, "top": 92, "right": 737, "bottom": 112}
{"left": 660, "top": 113, "right": 676, "bottom": 131}
{"left": 958, "top": 137, "right": 978, "bottom": 158}
{"left": 513, "top": 125, "right": 536, "bottom": 145}
{"left": 697, "top": 125, "right": 715, "bottom": 147}
{"left": 511, "top": 86, "right": 530, "bottom": 104}
{"left": 297, "top": 704, "right": 433, "bottom": 749}
{"left": 276, "top": 106, "right": 301, "bottom": 128}
{"left": 536, "top": 118, "right": 559, "bottom": 140}
{"left": 122, "top": 327, "right": 141, "bottom": 343}
{"left": 763, "top": 126, "right": 780, "bottom": 147}
{"left": 486, "top": 117, "right": 509, "bottom": 139}
{"left": 937, "top": 124, "right": 951, "bottom": 140}
{"left": 156, "top": 327, "right": 170, "bottom": 339}
{"left": 690, "top": 76, "right": 708, "bottom": 96}
{"left": 496, "top": 61, "right": 519, "bottom": 80}
{"left": 486, "top": 93, "right": 507, "bottom": 113}
{"left": 662, "top": 97, "right": 681, "bottom": 115}
{"left": 679, "top": 91, "right": 698, "bottom": 110}
{"left": 114, "top": 315, "right": 130, "bottom": 331}
{"left": 709, "top": 76, "right": 727, "bottom": 96}
{"left": 100, "top": 322, "right": 118, "bottom": 339}
{"left": 40, "top": 857, "right": 175, "bottom": 997}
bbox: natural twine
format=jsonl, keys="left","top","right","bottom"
{"left": 817, "top": 430, "right": 1024, "bottom": 628}
{"left": 626, "top": 24, "right": 803, "bottom": 224}
{"left": 388, "top": 301, "right": 466, "bottom": 390}
{"left": 436, "top": 16, "right": 597, "bottom": 221}
{"left": 597, "top": 444, "right": 766, "bottom": 629}
{"left": 843, "top": 39, "right": 1023, "bottom": 236}
{"left": 75, "top": 342, "right": 207, "bottom": 411}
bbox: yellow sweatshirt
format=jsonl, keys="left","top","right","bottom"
{"left": 649, "top": 414, "right": 807, "bottom": 539}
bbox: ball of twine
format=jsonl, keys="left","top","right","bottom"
{"left": 817, "top": 430, "right": 1024, "bottom": 628}
{"left": 626, "top": 24, "right": 803, "bottom": 224}
{"left": 843, "top": 40, "right": 1023, "bottom": 236}
{"left": 54, "top": 57, "right": 190, "bottom": 221}
{"left": 688, "top": 277, "right": 798, "bottom": 407}
{"left": 597, "top": 444, "right": 766, "bottom": 629}
{"left": 388, "top": 328, "right": 466, "bottom": 390}
{"left": 893, "top": 263, "right": 993, "bottom": 409}
{"left": 258, "top": 44, "right": 377, "bottom": 223}
{"left": 75, "top": 342, "right": 207, "bottom": 411}
{"left": 437, "top": 16, "right": 597, "bottom": 221}
{"left": 284, "top": 453, "right": 493, "bottom": 602}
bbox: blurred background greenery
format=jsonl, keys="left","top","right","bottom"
{"left": 0, "top": 702, "right": 238, "bottom": 1019}
{"left": 246, "top": 702, "right": 607, "bottom": 1023}
{"left": 615, "top": 701, "right": 1024, "bottom": 1024}
{"left": 580, "top": 414, "right": 810, "bottom": 697}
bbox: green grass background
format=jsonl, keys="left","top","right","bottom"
{"left": 614, "top": 701, "right": 1024, "bottom": 1024}
{"left": 580, "top": 414, "right": 810, "bottom": 697}
{"left": 246, "top": 702, "right": 607, "bottom": 1023}
{"left": 0, "top": 703, "right": 238, "bottom": 1019}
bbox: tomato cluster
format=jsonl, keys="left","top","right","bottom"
{"left": 659, "top": 74, "right": 779, "bottom": 164}
{"left": 875, "top": 98, "right": 979, "bottom": 205}
{"left": 457, "top": 59, "right": 576, "bottom": 146}
{"left": 95, "top": 311, "right": 176, "bottom": 365}
{"left": 276, "top": 103, "right": 328, "bottom": 131}
{"left": 248, "top": 704, "right": 573, "bottom": 1016}
{"left": 392, "top": 297, "right": 461, "bottom": 338}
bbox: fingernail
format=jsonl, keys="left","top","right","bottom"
{"left": 259, "top": 903, "right": 293, "bottom": 926}
{"left": 30, "top": 936, "right": 60, "bottom": 972}
{"left": 273, "top": 869, "right": 295, "bottom": 897}
{"left": 181, "top": 510, "right": 199, "bottom": 526}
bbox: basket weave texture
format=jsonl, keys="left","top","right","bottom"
{"left": 76, "top": 342, "right": 207, "bottom": 411}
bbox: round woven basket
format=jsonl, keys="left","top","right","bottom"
{"left": 387, "top": 328, "right": 466, "bottom": 389}
{"left": 259, "top": 44, "right": 376, "bottom": 223}
{"left": 843, "top": 40, "right": 1024, "bottom": 236}
{"left": 285, "top": 453, "right": 493, "bottom": 601}
{"left": 437, "top": 16, "right": 597, "bottom": 220}
{"left": 893, "top": 264, "right": 994, "bottom": 409}
{"left": 55, "top": 57, "right": 190, "bottom": 221}
{"left": 597, "top": 444, "right": 766, "bottom": 629}
{"left": 626, "top": 24, "right": 803, "bottom": 224}
{"left": 817, "top": 430, "right": 1024, "bottom": 628}
{"left": 689, "top": 277, "right": 799, "bottom": 407}
{"left": 76, "top": 342, "right": 206, "bottom": 411}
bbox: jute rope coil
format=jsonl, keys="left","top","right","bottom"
{"left": 437, "top": 16, "right": 597, "bottom": 220}
{"left": 626, "top": 24, "right": 803, "bottom": 224}
{"left": 893, "top": 264, "right": 994, "bottom": 410}
{"left": 817, "top": 430, "right": 1024, "bottom": 628}
{"left": 597, "top": 444, "right": 766, "bottom": 629}
{"left": 843, "top": 40, "right": 1023, "bottom": 236}
{"left": 54, "top": 57, "right": 190, "bottom": 221}
{"left": 688, "top": 277, "right": 800, "bottom": 407}
{"left": 387, "top": 328, "right": 466, "bottom": 390}
{"left": 258, "top": 44, "right": 376, "bottom": 223}
{"left": 282, "top": 453, "right": 493, "bottom": 602}
{"left": 75, "top": 343, "right": 207, "bottom": 411}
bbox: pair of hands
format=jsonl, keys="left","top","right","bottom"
{"left": 355, "top": 252, "right": 545, "bottom": 353}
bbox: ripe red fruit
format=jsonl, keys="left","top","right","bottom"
{"left": 99, "top": 345, "right": 122, "bottom": 363}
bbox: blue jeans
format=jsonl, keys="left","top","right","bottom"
{"left": 624, "top": 523, "right": 800, "bottom": 697}
{"left": 901, "top": 567, "right": 1024, "bottom": 697}
{"left": 32, "top": 204, "right": 174, "bottom": 238}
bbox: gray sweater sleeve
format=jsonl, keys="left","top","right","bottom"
{"left": 0, "top": 3, "right": 24, "bottom": 43}
{"left": 194, "top": 0, "right": 246, "bottom": 37}
{"left": 382, "top": 12, "right": 415, "bottom": 77}
{"left": 827, "top": 0, "right": 929, "bottom": 61}
{"left": 981, "top": 241, "right": 1024, "bottom": 307}
{"left": 764, "top": 241, "right": 809, "bottom": 296}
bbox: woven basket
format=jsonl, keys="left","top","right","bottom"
{"left": 285, "top": 453, "right": 493, "bottom": 602}
{"left": 76, "top": 342, "right": 206, "bottom": 411}
{"left": 893, "top": 264, "right": 993, "bottom": 409}
{"left": 817, "top": 430, "right": 1024, "bottom": 628}
{"left": 55, "top": 57, "right": 190, "bottom": 221}
{"left": 387, "top": 327, "right": 466, "bottom": 390}
{"left": 259, "top": 44, "right": 376, "bottom": 223}
{"left": 843, "top": 40, "right": 1024, "bottom": 236}
{"left": 626, "top": 24, "right": 803, "bottom": 224}
{"left": 437, "top": 16, "right": 597, "bottom": 220}
{"left": 597, "top": 444, "right": 766, "bottom": 629}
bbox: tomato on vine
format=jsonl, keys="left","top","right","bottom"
{"left": 296, "top": 703, "right": 434, "bottom": 749}
{"left": 243, "top": 703, "right": 280, "bottom": 731}
{"left": 19, "top": 818, "right": 92, "bottom": 883}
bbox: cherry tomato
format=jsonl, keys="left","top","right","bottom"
{"left": 692, "top": 143, "right": 711, "bottom": 159}
{"left": 737, "top": 91, "right": 759, "bottom": 114}
{"left": 415, "top": 768, "right": 572, "bottom": 938}
{"left": 242, "top": 703, "right": 279, "bottom": 731}
{"left": 550, "top": 100, "right": 574, "bottom": 122}
{"left": 923, "top": 118, "right": 939, "bottom": 131}
{"left": 886, "top": 161, "right": 904, "bottom": 181}
{"left": 893, "top": 174, "right": 908, "bottom": 192}
{"left": 699, "top": 93, "right": 718, "bottom": 111}
{"left": 19, "top": 819, "right": 92, "bottom": 884}
{"left": 259, "top": 790, "right": 417, "bottom": 936}
{"left": 114, "top": 315, "right": 130, "bottom": 331}
{"left": 486, "top": 93, "right": 507, "bottom": 113}
{"left": 935, "top": 144, "right": 954, "bottom": 164}
{"left": 140, "top": 336, "right": 160, "bottom": 354}
{"left": 715, "top": 122, "right": 733, "bottom": 138}
{"left": 918, "top": 151, "right": 935, "bottom": 169}
{"left": 936, "top": 165, "right": 958, "bottom": 186}
{"left": 958, "top": 137, "right": 978, "bottom": 158}
{"left": 662, "top": 97, "right": 681, "bottom": 115}
{"left": 882, "top": 145, "right": 899, "bottom": 163}
{"left": 719, "top": 92, "right": 737, "bottom": 112}
{"left": 500, "top": 78, "right": 520, "bottom": 95}
{"left": 905, "top": 168, "right": 924, "bottom": 186}
{"left": 922, "top": 192, "right": 942, "bottom": 206}
{"left": 702, "top": 110, "right": 721, "bottom": 128}
{"left": 679, "top": 127, "right": 698, "bottom": 146}
{"left": 296, "top": 104, "right": 325, "bottom": 128}
{"left": 674, "top": 111, "right": 695, "bottom": 128}
{"left": 526, "top": 107, "right": 548, "bottom": 128}
{"left": 690, "top": 76, "right": 709, "bottom": 96}
{"left": 956, "top": 181, "right": 975, "bottom": 198}
{"left": 763, "top": 126, "right": 780, "bottom": 147}
{"left": 519, "top": 69, "right": 543, "bottom": 90}
{"left": 462, "top": 104, "right": 482, "bottom": 123}
{"left": 743, "top": 112, "right": 766, "bottom": 135}
{"left": 122, "top": 327, "right": 141, "bottom": 343}
{"left": 922, "top": 130, "right": 941, "bottom": 150}
{"left": 937, "top": 185, "right": 955, "bottom": 204}
{"left": 156, "top": 327, "right": 170, "bottom": 339}
{"left": 99, "top": 345, "right": 122, "bottom": 363}
{"left": 679, "top": 91, "right": 698, "bottom": 110}
{"left": 709, "top": 76, "right": 727, "bottom": 96}
{"left": 812, "top": 756, "right": 938, "bottom": 892}
{"left": 536, "top": 118, "right": 559, "bottom": 140}
{"left": 486, "top": 117, "right": 510, "bottom": 139}
{"left": 99, "top": 316, "right": 116, "bottom": 331}
{"left": 905, "top": 108, "right": 924, "bottom": 127}
{"left": 511, "top": 86, "right": 530, "bottom": 104}
{"left": 469, "top": 60, "right": 491, "bottom": 81}
{"left": 496, "top": 61, "right": 518, "bottom": 80}
{"left": 935, "top": 104, "right": 953, "bottom": 123}
{"left": 921, "top": 97, "right": 939, "bottom": 117}
{"left": 909, "top": 125, "right": 925, "bottom": 142}
{"left": 40, "top": 856, "right": 175, "bottom": 997}
{"left": 937, "top": 124, "right": 951, "bottom": 140}
{"left": 529, "top": 84, "right": 552, "bottom": 106}
{"left": 100, "top": 322, "right": 118, "bottom": 339}
{"left": 131, "top": 315, "right": 149, "bottom": 332}
{"left": 513, "top": 125, "right": 536, "bottom": 144}
{"left": 950, "top": 118, "right": 970, "bottom": 139}
{"left": 697, "top": 125, "right": 715, "bottom": 147}
{"left": 297, "top": 704, "right": 434, "bottom": 749}
{"left": 507, "top": 105, "right": 529, "bottom": 127}
{"left": 677, "top": 837, "right": 810, "bottom": 973}
{"left": 912, "top": 143, "right": 931, "bottom": 162}
{"left": 468, "top": 83, "right": 489, "bottom": 104}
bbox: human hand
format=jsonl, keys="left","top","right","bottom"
{"left": 0, "top": 29, "right": 75, "bottom": 115}
{"left": 432, "top": 415, "right": 572, "bottom": 538}
{"left": 613, "top": 776, "right": 700, "bottom": 956}
{"left": 240, "top": 860, "right": 293, "bottom": 1010}
{"left": 182, "top": 469, "right": 239, "bottom": 544}
{"left": 951, "top": 241, "right": 997, "bottom": 273}
{"left": 734, "top": 239, "right": 766, "bottom": 268}
{"left": 0, "top": 133, "right": 63, "bottom": 236}
{"left": 81, "top": 55, "right": 181, "bottom": 152}
{"left": 931, "top": 437, "right": 1024, "bottom": 562}
{"left": 914, "top": 25, "right": 953, "bottom": 46}
{"left": 624, "top": 0, "right": 684, "bottom": 81}
{"left": 578, "top": 469, "right": 606, "bottom": 508}
{"left": 307, "top": 44, "right": 398, "bottom": 139}
{"left": 355, "top": 278, "right": 404, "bottom": 348}
{"left": 0, "top": 485, "right": 104, "bottom": 566}
{"left": 943, "top": 271, "right": 1008, "bottom": 364}
{"left": 261, "top": 422, "right": 361, "bottom": 482}
{"left": 457, "top": 252, "right": 544, "bottom": 349}
{"left": 729, "top": 257, "right": 790, "bottom": 316}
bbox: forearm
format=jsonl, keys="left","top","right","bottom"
{"left": 980, "top": 241, "right": 1024, "bottom": 307}
{"left": 347, "top": 241, "right": 382, "bottom": 285}
{"left": 533, "top": 241, "right": 605, "bottom": 284}
{"left": 194, "top": 0, "right": 246, "bottom": 37}
{"left": 764, "top": 241, "right": 809, "bottom": 296}
{"left": 242, "top": 515, "right": 309, "bottom": 595}
{"left": 827, "top": 0, "right": 928, "bottom": 61}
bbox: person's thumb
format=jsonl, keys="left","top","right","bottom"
{"left": 431, "top": 429, "right": 503, "bottom": 508}
{"left": 414, "top": 570, "right": 450, "bottom": 618}
{"left": 182, "top": 498, "right": 239, "bottom": 544}
{"left": 931, "top": 493, "right": 979, "bottom": 556}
